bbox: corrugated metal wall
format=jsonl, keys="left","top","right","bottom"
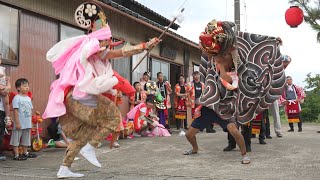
{"left": 0, "top": 0, "right": 84, "bottom": 26}
{"left": 6, "top": 11, "right": 58, "bottom": 136}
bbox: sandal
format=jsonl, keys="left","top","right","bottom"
{"left": 241, "top": 156, "right": 250, "bottom": 164}
{"left": 183, "top": 149, "right": 198, "bottom": 155}
{"left": 13, "top": 155, "right": 27, "bottom": 161}
{"left": 23, "top": 152, "right": 37, "bottom": 158}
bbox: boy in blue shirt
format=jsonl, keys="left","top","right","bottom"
{"left": 10, "top": 78, "right": 37, "bottom": 160}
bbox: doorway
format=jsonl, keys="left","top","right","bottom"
{"left": 169, "top": 64, "right": 182, "bottom": 127}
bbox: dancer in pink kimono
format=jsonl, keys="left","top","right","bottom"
{"left": 42, "top": 2, "right": 159, "bottom": 178}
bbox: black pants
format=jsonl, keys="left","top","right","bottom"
{"left": 289, "top": 117, "right": 302, "bottom": 130}
{"left": 242, "top": 123, "right": 252, "bottom": 149}
{"left": 228, "top": 110, "right": 267, "bottom": 148}
{"left": 265, "top": 110, "right": 271, "bottom": 137}
{"left": 259, "top": 110, "right": 267, "bottom": 140}
{"left": 206, "top": 123, "right": 214, "bottom": 130}
{"left": 0, "top": 111, "right": 6, "bottom": 152}
{"left": 227, "top": 124, "right": 251, "bottom": 148}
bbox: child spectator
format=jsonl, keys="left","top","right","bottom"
{"left": 10, "top": 78, "right": 37, "bottom": 160}
{"left": 129, "top": 82, "right": 146, "bottom": 110}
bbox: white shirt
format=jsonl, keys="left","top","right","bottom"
{"left": 0, "top": 97, "right": 5, "bottom": 111}
{"left": 287, "top": 84, "right": 294, "bottom": 91}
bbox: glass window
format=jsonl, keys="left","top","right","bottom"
{"left": 0, "top": 4, "right": 19, "bottom": 65}
{"left": 194, "top": 64, "right": 200, "bottom": 72}
{"left": 151, "top": 60, "right": 161, "bottom": 81}
{"left": 151, "top": 58, "right": 170, "bottom": 82}
{"left": 132, "top": 50, "right": 147, "bottom": 83}
{"left": 111, "top": 43, "right": 131, "bottom": 81}
{"left": 161, "top": 62, "right": 169, "bottom": 81}
{"left": 60, "top": 24, "right": 84, "bottom": 40}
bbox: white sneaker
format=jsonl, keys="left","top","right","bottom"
{"left": 113, "top": 142, "right": 120, "bottom": 148}
{"left": 178, "top": 130, "right": 186, "bottom": 136}
{"left": 57, "top": 166, "right": 84, "bottom": 179}
{"left": 80, "top": 143, "right": 102, "bottom": 168}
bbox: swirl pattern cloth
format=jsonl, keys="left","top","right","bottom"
{"left": 199, "top": 32, "right": 286, "bottom": 124}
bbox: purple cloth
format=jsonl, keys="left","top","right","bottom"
{"left": 158, "top": 110, "right": 166, "bottom": 127}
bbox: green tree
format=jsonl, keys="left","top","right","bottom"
{"left": 289, "top": 0, "right": 320, "bottom": 42}
{"left": 300, "top": 73, "right": 320, "bottom": 121}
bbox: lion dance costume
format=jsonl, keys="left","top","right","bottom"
{"left": 42, "top": 2, "right": 159, "bottom": 178}
{"left": 198, "top": 19, "right": 286, "bottom": 124}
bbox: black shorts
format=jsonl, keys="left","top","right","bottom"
{"left": 190, "top": 106, "right": 234, "bottom": 131}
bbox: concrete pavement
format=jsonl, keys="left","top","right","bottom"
{"left": 0, "top": 123, "right": 320, "bottom": 180}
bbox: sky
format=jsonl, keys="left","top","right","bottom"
{"left": 136, "top": 0, "right": 320, "bottom": 88}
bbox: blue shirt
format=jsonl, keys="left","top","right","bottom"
{"left": 286, "top": 85, "right": 297, "bottom": 100}
{"left": 12, "top": 94, "right": 33, "bottom": 129}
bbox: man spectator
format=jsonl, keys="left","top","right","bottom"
{"left": 188, "top": 71, "right": 215, "bottom": 133}
{"left": 280, "top": 76, "right": 306, "bottom": 132}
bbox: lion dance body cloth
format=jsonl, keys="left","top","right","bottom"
{"left": 198, "top": 20, "right": 286, "bottom": 124}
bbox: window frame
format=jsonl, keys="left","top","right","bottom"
{"left": 131, "top": 50, "right": 148, "bottom": 84}
{"left": 58, "top": 23, "right": 85, "bottom": 41}
{"left": 110, "top": 38, "right": 132, "bottom": 84}
{"left": 149, "top": 57, "right": 171, "bottom": 82}
{"left": 193, "top": 62, "right": 200, "bottom": 72}
{"left": 0, "top": 3, "right": 20, "bottom": 66}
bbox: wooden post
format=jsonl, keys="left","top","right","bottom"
{"left": 234, "top": 0, "right": 241, "bottom": 31}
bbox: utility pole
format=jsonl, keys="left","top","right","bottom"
{"left": 234, "top": 0, "right": 240, "bottom": 31}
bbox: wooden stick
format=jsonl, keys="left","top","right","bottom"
{"left": 131, "top": 8, "right": 185, "bottom": 72}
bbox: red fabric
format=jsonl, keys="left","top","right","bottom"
{"left": 176, "top": 98, "right": 186, "bottom": 111}
{"left": 251, "top": 112, "right": 263, "bottom": 134}
{"left": 9, "top": 92, "right": 17, "bottom": 104}
{"left": 253, "top": 113, "right": 263, "bottom": 121}
{"left": 106, "top": 134, "right": 113, "bottom": 141}
{"left": 286, "top": 102, "right": 301, "bottom": 114}
{"left": 9, "top": 91, "right": 33, "bottom": 104}
{"left": 1, "top": 133, "right": 12, "bottom": 150}
{"left": 163, "top": 99, "right": 169, "bottom": 116}
{"left": 113, "top": 71, "right": 135, "bottom": 97}
{"left": 133, "top": 103, "right": 152, "bottom": 132}
{"left": 102, "top": 93, "right": 115, "bottom": 101}
{"left": 27, "top": 92, "right": 33, "bottom": 100}
{"left": 63, "top": 86, "right": 73, "bottom": 103}
{"left": 164, "top": 109, "right": 168, "bottom": 117}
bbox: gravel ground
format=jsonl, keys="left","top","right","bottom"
{"left": 0, "top": 123, "right": 319, "bottom": 180}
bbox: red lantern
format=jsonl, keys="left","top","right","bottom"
{"left": 285, "top": 6, "right": 304, "bottom": 28}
